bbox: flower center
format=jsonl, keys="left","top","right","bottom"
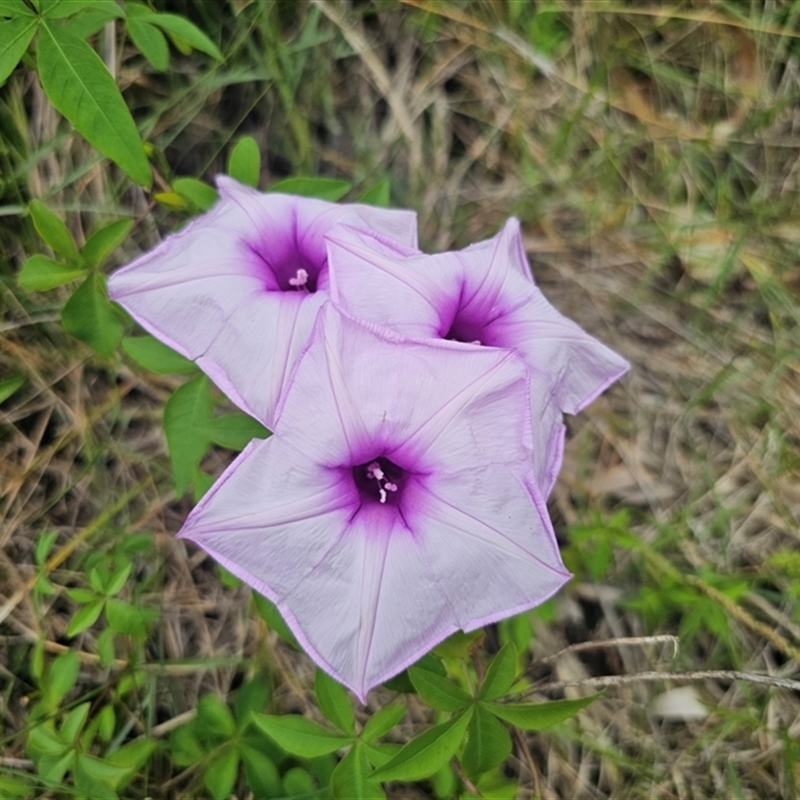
{"left": 245, "top": 239, "right": 321, "bottom": 293}
{"left": 352, "top": 456, "right": 405, "bottom": 505}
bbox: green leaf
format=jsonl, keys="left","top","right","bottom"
{"left": 282, "top": 766, "right": 315, "bottom": 797}
{"left": 37, "top": 21, "right": 151, "bottom": 187}
{"left": 105, "top": 597, "right": 156, "bottom": 637}
{"left": 64, "top": 6, "right": 123, "bottom": 39}
{"left": 61, "top": 272, "right": 124, "bottom": 356}
{"left": 240, "top": 743, "right": 281, "bottom": 798}
{"left": 203, "top": 746, "right": 239, "bottom": 800}
{"left": 163, "top": 375, "right": 213, "bottom": 495}
{"left": 207, "top": 412, "right": 269, "bottom": 451}
{"left": 66, "top": 588, "right": 97, "bottom": 603}
{"left": 433, "top": 629, "right": 483, "bottom": 660}
{"left": 18, "top": 254, "right": 86, "bottom": 291}
{"left": 251, "top": 714, "right": 350, "bottom": 758}
{"left": 361, "top": 704, "right": 405, "bottom": 743}
{"left": 67, "top": 597, "right": 105, "bottom": 636}
{"left": 47, "top": 649, "right": 80, "bottom": 706}
{"left": 197, "top": 693, "right": 237, "bottom": 738}
{"left": 486, "top": 694, "right": 600, "bottom": 730}
{"left": 41, "top": 0, "right": 118, "bottom": 19}
{"left": 358, "top": 178, "right": 390, "bottom": 208}
{"left": 0, "top": 375, "right": 24, "bottom": 404}
{"left": 234, "top": 678, "right": 270, "bottom": 725}
{"left": 0, "top": 1, "right": 36, "bottom": 17}
{"left": 97, "top": 704, "right": 115, "bottom": 742}
{"left": 81, "top": 217, "right": 134, "bottom": 267}
{"left": 227, "top": 136, "right": 260, "bottom": 188}
{"left": 251, "top": 591, "right": 299, "bottom": 648}
{"left": 479, "top": 642, "right": 517, "bottom": 701}
{"left": 0, "top": 16, "right": 36, "bottom": 86}
{"left": 173, "top": 177, "right": 218, "bottom": 211}
{"left": 27, "top": 723, "right": 67, "bottom": 759}
{"left": 269, "top": 176, "right": 351, "bottom": 201}
{"left": 104, "top": 560, "right": 132, "bottom": 596}
{"left": 315, "top": 669, "right": 355, "bottom": 735}
{"left": 60, "top": 702, "right": 90, "bottom": 742}
{"left": 74, "top": 753, "right": 128, "bottom": 799}
{"left": 0, "top": 774, "right": 33, "bottom": 798}
{"left": 371, "top": 709, "right": 473, "bottom": 783}
{"left": 28, "top": 199, "right": 81, "bottom": 262}
{"left": 332, "top": 741, "right": 385, "bottom": 800}
{"left": 461, "top": 704, "right": 512, "bottom": 781}
{"left": 408, "top": 667, "right": 471, "bottom": 711}
{"left": 127, "top": 17, "right": 169, "bottom": 71}
{"left": 145, "top": 12, "right": 222, "bottom": 60}
{"left": 105, "top": 738, "right": 156, "bottom": 780}
{"left": 122, "top": 335, "right": 196, "bottom": 374}
{"left": 383, "top": 651, "right": 445, "bottom": 693}
{"left": 96, "top": 627, "right": 115, "bottom": 667}
{"left": 38, "top": 750, "right": 75, "bottom": 785}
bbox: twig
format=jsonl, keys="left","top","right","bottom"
{"left": 535, "top": 635, "right": 680, "bottom": 666}
{"left": 0, "top": 758, "right": 34, "bottom": 771}
{"left": 533, "top": 670, "right": 800, "bottom": 694}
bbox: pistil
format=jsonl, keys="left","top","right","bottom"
{"left": 288, "top": 268, "right": 309, "bottom": 291}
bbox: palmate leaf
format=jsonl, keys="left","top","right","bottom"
{"left": 37, "top": 21, "right": 151, "bottom": 186}
{"left": 371, "top": 709, "right": 472, "bottom": 783}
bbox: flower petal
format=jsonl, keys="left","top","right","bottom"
{"left": 408, "top": 464, "right": 571, "bottom": 631}
{"left": 326, "top": 225, "right": 457, "bottom": 338}
{"left": 177, "top": 437, "right": 355, "bottom": 603}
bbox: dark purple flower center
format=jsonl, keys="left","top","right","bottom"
{"left": 246, "top": 240, "right": 321, "bottom": 294}
{"left": 352, "top": 456, "right": 405, "bottom": 506}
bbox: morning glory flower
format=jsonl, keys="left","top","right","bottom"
{"left": 326, "top": 220, "right": 630, "bottom": 494}
{"left": 177, "top": 304, "right": 571, "bottom": 701}
{"left": 108, "top": 176, "right": 417, "bottom": 428}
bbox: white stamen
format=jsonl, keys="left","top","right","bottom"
{"left": 470, "top": 339, "right": 481, "bottom": 345}
{"left": 288, "top": 268, "right": 309, "bottom": 288}
{"left": 366, "top": 460, "right": 397, "bottom": 503}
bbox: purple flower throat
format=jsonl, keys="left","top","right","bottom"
{"left": 245, "top": 237, "right": 321, "bottom": 293}
{"left": 352, "top": 456, "right": 406, "bottom": 506}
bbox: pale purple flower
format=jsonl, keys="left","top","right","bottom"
{"left": 326, "top": 220, "right": 630, "bottom": 494}
{"left": 177, "top": 304, "right": 570, "bottom": 701}
{"left": 108, "top": 177, "right": 417, "bottom": 428}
